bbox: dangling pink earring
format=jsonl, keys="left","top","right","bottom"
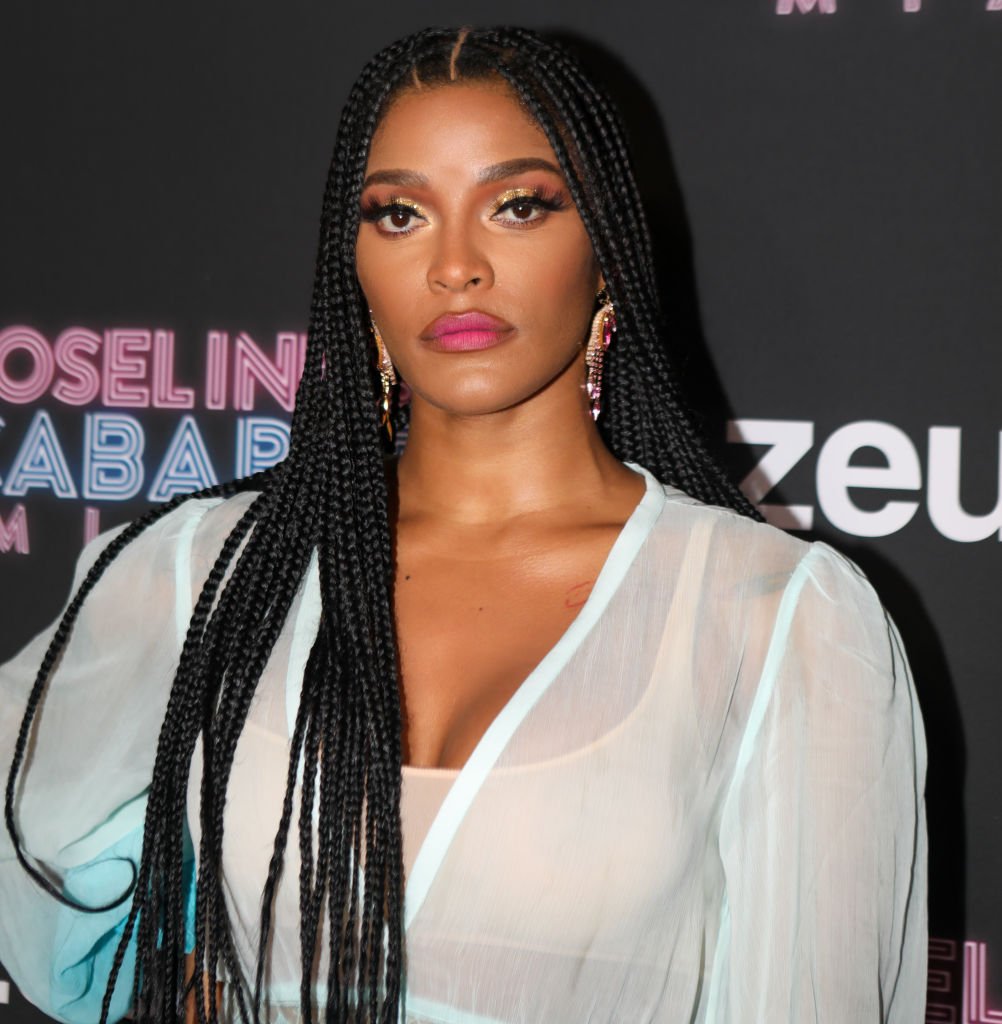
{"left": 584, "top": 286, "right": 616, "bottom": 420}
{"left": 369, "top": 312, "right": 397, "bottom": 440}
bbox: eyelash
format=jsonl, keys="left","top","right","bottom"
{"left": 359, "top": 187, "right": 567, "bottom": 238}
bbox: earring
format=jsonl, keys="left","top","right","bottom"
{"left": 584, "top": 286, "right": 616, "bottom": 421}
{"left": 369, "top": 312, "right": 397, "bottom": 440}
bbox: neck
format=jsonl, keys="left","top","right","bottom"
{"left": 394, "top": 373, "right": 633, "bottom": 526}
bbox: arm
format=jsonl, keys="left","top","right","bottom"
{"left": 0, "top": 500, "right": 219, "bottom": 1023}
{"left": 707, "top": 542, "right": 928, "bottom": 1022}
{"left": 183, "top": 953, "right": 223, "bottom": 1024}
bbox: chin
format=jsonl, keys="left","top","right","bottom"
{"left": 410, "top": 380, "right": 542, "bottom": 420}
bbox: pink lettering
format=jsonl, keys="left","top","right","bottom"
{"left": 232, "top": 331, "right": 304, "bottom": 412}
{"left": 0, "top": 325, "right": 315, "bottom": 409}
{"left": 103, "top": 329, "right": 151, "bottom": 407}
{"left": 776, "top": 0, "right": 836, "bottom": 11}
{"left": 965, "top": 941, "right": 1002, "bottom": 1022}
{"left": 84, "top": 506, "right": 101, "bottom": 546}
{"left": 0, "top": 326, "right": 55, "bottom": 404}
{"left": 0, "top": 504, "right": 29, "bottom": 554}
{"left": 205, "top": 330, "right": 228, "bottom": 409}
{"left": 932, "top": 939, "right": 1002, "bottom": 1022}
{"left": 927, "top": 938, "right": 960, "bottom": 1022}
{"left": 52, "top": 328, "right": 102, "bottom": 405}
{"left": 152, "top": 330, "right": 194, "bottom": 408}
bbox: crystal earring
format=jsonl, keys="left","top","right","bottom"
{"left": 584, "top": 286, "right": 616, "bottom": 421}
{"left": 369, "top": 312, "right": 397, "bottom": 440}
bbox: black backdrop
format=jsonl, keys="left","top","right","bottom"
{"left": 1, "top": 3, "right": 999, "bottom": 1021}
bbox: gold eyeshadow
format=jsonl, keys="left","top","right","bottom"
{"left": 486, "top": 187, "right": 542, "bottom": 215}
{"left": 360, "top": 184, "right": 565, "bottom": 234}
{"left": 383, "top": 195, "right": 424, "bottom": 213}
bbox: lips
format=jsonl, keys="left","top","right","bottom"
{"left": 420, "top": 309, "right": 516, "bottom": 353}
{"left": 421, "top": 310, "right": 514, "bottom": 339}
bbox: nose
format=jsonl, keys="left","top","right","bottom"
{"left": 426, "top": 222, "right": 494, "bottom": 292}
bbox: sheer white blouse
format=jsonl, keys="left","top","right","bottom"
{"left": 0, "top": 462, "right": 928, "bottom": 1022}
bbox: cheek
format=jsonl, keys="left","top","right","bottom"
{"left": 356, "top": 234, "right": 428, "bottom": 330}
{"left": 517, "top": 236, "right": 599, "bottom": 348}
{"left": 356, "top": 232, "right": 411, "bottom": 288}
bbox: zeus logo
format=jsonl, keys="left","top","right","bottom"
{"left": 727, "top": 419, "right": 1002, "bottom": 541}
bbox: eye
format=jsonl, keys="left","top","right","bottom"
{"left": 360, "top": 197, "right": 427, "bottom": 237}
{"left": 490, "top": 187, "right": 567, "bottom": 228}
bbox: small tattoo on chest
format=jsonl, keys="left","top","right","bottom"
{"left": 564, "top": 580, "right": 594, "bottom": 609}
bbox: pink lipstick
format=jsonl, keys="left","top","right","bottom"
{"left": 421, "top": 310, "right": 515, "bottom": 353}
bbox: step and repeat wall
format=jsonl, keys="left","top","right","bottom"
{"left": 1, "top": 2, "right": 998, "bottom": 1021}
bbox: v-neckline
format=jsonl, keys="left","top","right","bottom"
{"left": 401, "top": 461, "right": 668, "bottom": 930}
{"left": 280, "top": 462, "right": 671, "bottom": 931}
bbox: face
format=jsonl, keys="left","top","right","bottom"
{"left": 355, "top": 80, "right": 604, "bottom": 420}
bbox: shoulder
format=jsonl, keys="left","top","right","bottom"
{"left": 647, "top": 475, "right": 813, "bottom": 593}
{"left": 75, "top": 490, "right": 262, "bottom": 598}
{"left": 644, "top": 475, "right": 887, "bottom": 647}
{"left": 642, "top": 478, "right": 913, "bottom": 774}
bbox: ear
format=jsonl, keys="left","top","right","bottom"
{"left": 597, "top": 272, "right": 606, "bottom": 294}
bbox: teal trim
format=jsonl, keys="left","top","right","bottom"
{"left": 403, "top": 463, "right": 667, "bottom": 931}
{"left": 404, "top": 993, "right": 512, "bottom": 1023}
{"left": 718, "top": 544, "right": 815, "bottom": 817}
{"left": 182, "top": 820, "right": 197, "bottom": 953}
{"left": 58, "top": 792, "right": 147, "bottom": 868}
{"left": 51, "top": 826, "right": 142, "bottom": 1024}
{"left": 703, "top": 543, "right": 818, "bottom": 1016}
{"left": 49, "top": 817, "right": 201, "bottom": 1020}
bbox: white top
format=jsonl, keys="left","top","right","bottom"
{"left": 0, "top": 462, "right": 928, "bottom": 1023}
{"left": 400, "top": 769, "right": 458, "bottom": 883}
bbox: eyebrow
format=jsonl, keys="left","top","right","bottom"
{"left": 361, "top": 157, "right": 564, "bottom": 190}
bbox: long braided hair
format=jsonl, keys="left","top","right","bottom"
{"left": 5, "top": 24, "right": 762, "bottom": 1024}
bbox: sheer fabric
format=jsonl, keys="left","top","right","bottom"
{"left": 0, "top": 462, "right": 928, "bottom": 1022}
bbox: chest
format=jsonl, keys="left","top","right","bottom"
{"left": 392, "top": 524, "right": 621, "bottom": 770}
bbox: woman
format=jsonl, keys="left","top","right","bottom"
{"left": 0, "top": 23, "right": 927, "bottom": 1024}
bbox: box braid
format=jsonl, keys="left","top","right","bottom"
{"left": 4, "top": 23, "right": 764, "bottom": 1024}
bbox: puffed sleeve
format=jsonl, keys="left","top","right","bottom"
{"left": 0, "top": 498, "right": 223, "bottom": 1024}
{"left": 707, "top": 541, "right": 928, "bottom": 1022}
